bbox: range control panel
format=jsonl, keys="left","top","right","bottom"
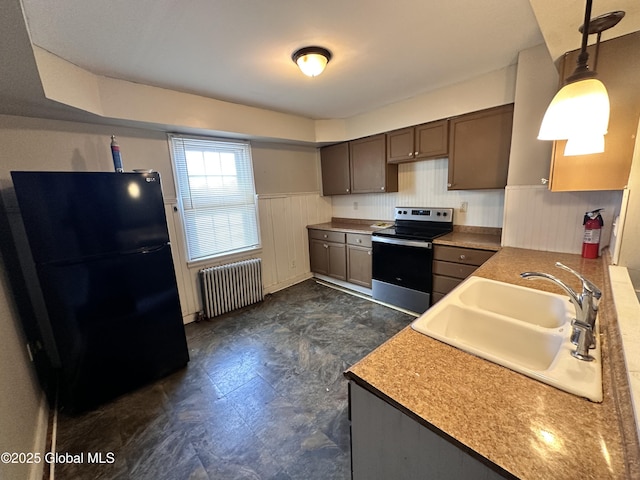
{"left": 394, "top": 207, "right": 454, "bottom": 223}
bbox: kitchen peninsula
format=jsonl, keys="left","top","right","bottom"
{"left": 345, "top": 247, "right": 640, "bottom": 479}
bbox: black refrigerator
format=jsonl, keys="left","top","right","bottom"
{"left": 11, "top": 171, "right": 189, "bottom": 412}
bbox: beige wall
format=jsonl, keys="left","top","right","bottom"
{"left": 0, "top": 115, "right": 320, "bottom": 200}
{"left": 0, "top": 113, "right": 327, "bottom": 478}
{"left": 507, "top": 44, "right": 559, "bottom": 186}
{"left": 252, "top": 142, "right": 319, "bottom": 195}
{"left": 0, "top": 252, "right": 46, "bottom": 480}
{"left": 0, "top": 116, "right": 174, "bottom": 196}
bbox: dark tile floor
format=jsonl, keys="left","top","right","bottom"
{"left": 53, "top": 279, "right": 413, "bottom": 480}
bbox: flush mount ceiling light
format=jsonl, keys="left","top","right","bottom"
{"left": 538, "top": 0, "right": 624, "bottom": 156}
{"left": 292, "top": 46, "right": 332, "bottom": 77}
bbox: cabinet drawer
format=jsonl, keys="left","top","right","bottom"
{"left": 347, "top": 233, "right": 372, "bottom": 247}
{"left": 433, "top": 274, "right": 464, "bottom": 295}
{"left": 433, "top": 245, "right": 495, "bottom": 266}
{"left": 309, "top": 229, "right": 346, "bottom": 243}
{"left": 433, "top": 260, "right": 477, "bottom": 279}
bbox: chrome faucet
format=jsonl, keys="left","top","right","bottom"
{"left": 554, "top": 262, "right": 601, "bottom": 340}
{"left": 520, "top": 265, "right": 600, "bottom": 362}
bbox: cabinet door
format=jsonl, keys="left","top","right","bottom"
{"left": 309, "top": 238, "right": 330, "bottom": 275}
{"left": 350, "top": 134, "right": 398, "bottom": 193}
{"left": 347, "top": 244, "right": 372, "bottom": 288}
{"left": 415, "top": 119, "right": 448, "bottom": 160}
{"left": 448, "top": 104, "right": 514, "bottom": 190}
{"left": 386, "top": 127, "right": 415, "bottom": 163}
{"left": 327, "top": 242, "right": 347, "bottom": 280}
{"left": 549, "top": 32, "right": 640, "bottom": 191}
{"left": 350, "top": 381, "right": 502, "bottom": 480}
{"left": 320, "top": 142, "right": 351, "bottom": 195}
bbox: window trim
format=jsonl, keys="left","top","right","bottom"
{"left": 168, "top": 134, "right": 261, "bottom": 264}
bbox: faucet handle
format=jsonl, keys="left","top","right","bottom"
{"left": 554, "top": 262, "right": 602, "bottom": 300}
{"left": 570, "top": 322, "right": 595, "bottom": 362}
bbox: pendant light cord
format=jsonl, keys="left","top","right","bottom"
{"left": 568, "top": 0, "right": 596, "bottom": 82}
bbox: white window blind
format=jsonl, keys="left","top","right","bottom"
{"left": 169, "top": 134, "right": 260, "bottom": 262}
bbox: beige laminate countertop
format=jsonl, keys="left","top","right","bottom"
{"left": 434, "top": 231, "right": 502, "bottom": 251}
{"left": 345, "top": 247, "right": 640, "bottom": 479}
{"left": 306, "top": 221, "right": 391, "bottom": 235}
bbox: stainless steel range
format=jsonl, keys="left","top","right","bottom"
{"left": 372, "top": 207, "right": 453, "bottom": 313}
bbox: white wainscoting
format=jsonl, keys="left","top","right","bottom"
{"left": 502, "top": 185, "right": 624, "bottom": 254}
{"left": 167, "top": 193, "right": 332, "bottom": 322}
{"left": 257, "top": 193, "right": 332, "bottom": 292}
{"left": 331, "top": 158, "right": 505, "bottom": 227}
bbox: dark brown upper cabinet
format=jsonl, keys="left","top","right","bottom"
{"left": 349, "top": 134, "right": 398, "bottom": 194}
{"left": 548, "top": 31, "right": 640, "bottom": 192}
{"left": 447, "top": 104, "right": 514, "bottom": 190}
{"left": 320, "top": 135, "right": 398, "bottom": 196}
{"left": 320, "top": 142, "right": 351, "bottom": 195}
{"left": 386, "top": 119, "right": 449, "bottom": 164}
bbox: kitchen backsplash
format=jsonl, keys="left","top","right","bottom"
{"left": 503, "top": 185, "right": 623, "bottom": 254}
{"left": 331, "top": 158, "right": 505, "bottom": 227}
{"left": 330, "top": 159, "right": 624, "bottom": 255}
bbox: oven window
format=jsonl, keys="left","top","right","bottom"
{"left": 372, "top": 242, "right": 433, "bottom": 292}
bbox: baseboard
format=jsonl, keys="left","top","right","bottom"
{"left": 312, "top": 274, "right": 372, "bottom": 296}
{"left": 313, "top": 276, "right": 420, "bottom": 317}
{"left": 264, "top": 272, "right": 313, "bottom": 295}
{"left": 29, "top": 392, "right": 49, "bottom": 480}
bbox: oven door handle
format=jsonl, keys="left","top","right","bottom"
{"left": 372, "top": 236, "right": 432, "bottom": 249}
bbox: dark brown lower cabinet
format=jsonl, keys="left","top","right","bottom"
{"left": 349, "top": 381, "right": 506, "bottom": 479}
{"left": 346, "top": 233, "right": 372, "bottom": 288}
{"left": 432, "top": 245, "right": 496, "bottom": 304}
{"left": 309, "top": 238, "right": 346, "bottom": 281}
{"left": 309, "top": 229, "right": 371, "bottom": 287}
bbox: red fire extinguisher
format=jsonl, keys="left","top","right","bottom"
{"left": 582, "top": 208, "right": 604, "bottom": 259}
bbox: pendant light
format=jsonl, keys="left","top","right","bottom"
{"left": 538, "top": 0, "right": 623, "bottom": 156}
{"left": 292, "top": 47, "right": 332, "bottom": 77}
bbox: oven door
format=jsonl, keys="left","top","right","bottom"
{"left": 371, "top": 236, "right": 433, "bottom": 313}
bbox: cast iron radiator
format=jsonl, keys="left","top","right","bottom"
{"left": 199, "top": 258, "right": 264, "bottom": 318}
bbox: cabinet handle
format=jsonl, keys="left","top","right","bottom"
{"left": 357, "top": 239, "right": 362, "bottom": 243}
{"left": 323, "top": 244, "right": 328, "bottom": 249}
{"left": 323, "top": 234, "right": 328, "bottom": 238}
{"left": 381, "top": 187, "right": 385, "bottom": 191}
{"left": 447, "top": 183, "right": 452, "bottom": 188}
{"left": 368, "top": 250, "right": 372, "bottom": 255}
{"left": 459, "top": 254, "right": 466, "bottom": 260}
{"left": 408, "top": 152, "right": 413, "bottom": 157}
{"left": 346, "top": 188, "right": 350, "bottom": 192}
{"left": 415, "top": 151, "right": 419, "bottom": 156}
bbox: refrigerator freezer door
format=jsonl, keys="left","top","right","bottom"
{"left": 11, "top": 171, "right": 170, "bottom": 264}
{"left": 36, "top": 243, "right": 189, "bottom": 412}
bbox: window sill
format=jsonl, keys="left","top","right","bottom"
{"left": 186, "top": 246, "right": 262, "bottom": 269}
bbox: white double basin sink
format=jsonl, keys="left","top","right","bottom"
{"left": 411, "top": 276, "right": 602, "bottom": 402}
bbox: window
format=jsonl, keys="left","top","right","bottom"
{"left": 169, "top": 134, "right": 260, "bottom": 262}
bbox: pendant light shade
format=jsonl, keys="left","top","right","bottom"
{"left": 537, "top": 0, "right": 621, "bottom": 156}
{"left": 564, "top": 133, "right": 605, "bottom": 156}
{"left": 292, "top": 47, "right": 332, "bottom": 77}
{"left": 538, "top": 78, "right": 610, "bottom": 141}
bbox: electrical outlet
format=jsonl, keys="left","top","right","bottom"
{"left": 290, "top": 260, "right": 296, "bottom": 269}
{"left": 460, "top": 201, "right": 468, "bottom": 213}
{"left": 353, "top": 201, "right": 359, "bottom": 210}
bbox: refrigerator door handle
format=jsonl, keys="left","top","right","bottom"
{"left": 139, "top": 244, "right": 169, "bottom": 255}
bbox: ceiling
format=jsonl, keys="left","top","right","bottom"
{"left": 7, "top": 0, "right": 640, "bottom": 123}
